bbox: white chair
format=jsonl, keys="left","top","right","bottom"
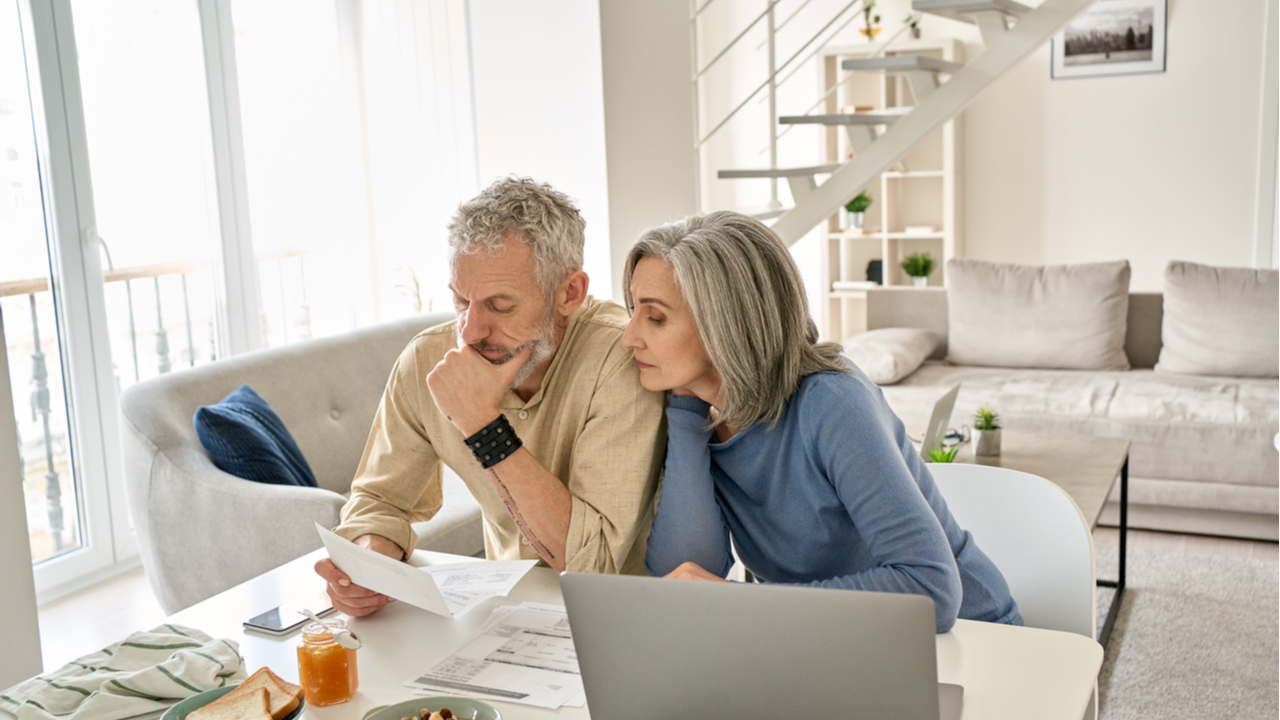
{"left": 927, "top": 463, "right": 1098, "bottom": 720}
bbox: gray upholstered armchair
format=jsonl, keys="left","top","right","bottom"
{"left": 119, "top": 312, "right": 485, "bottom": 613}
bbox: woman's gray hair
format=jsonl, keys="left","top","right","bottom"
{"left": 448, "top": 177, "right": 586, "bottom": 299}
{"left": 623, "top": 211, "right": 849, "bottom": 430}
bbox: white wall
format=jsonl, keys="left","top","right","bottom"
{"left": 468, "top": 0, "right": 615, "bottom": 298}
{"left": 963, "top": 0, "right": 1273, "bottom": 290}
{"left": 598, "top": 0, "right": 698, "bottom": 300}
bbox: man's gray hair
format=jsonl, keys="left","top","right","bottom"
{"left": 448, "top": 177, "right": 586, "bottom": 298}
{"left": 623, "top": 211, "right": 848, "bottom": 430}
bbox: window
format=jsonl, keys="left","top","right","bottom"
{"left": 6, "top": 0, "right": 477, "bottom": 600}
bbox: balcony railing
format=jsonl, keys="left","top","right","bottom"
{"left": 1, "top": 248, "right": 310, "bottom": 563}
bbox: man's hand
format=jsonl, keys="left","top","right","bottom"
{"left": 663, "top": 561, "right": 729, "bottom": 582}
{"left": 427, "top": 344, "right": 531, "bottom": 436}
{"left": 314, "top": 534, "right": 403, "bottom": 617}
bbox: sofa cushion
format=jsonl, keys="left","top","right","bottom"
{"left": 945, "top": 259, "right": 1131, "bottom": 371}
{"left": 1155, "top": 261, "right": 1279, "bottom": 378}
{"left": 194, "top": 385, "right": 318, "bottom": 487}
{"left": 878, "top": 363, "right": 1279, "bottom": 492}
{"left": 842, "top": 328, "right": 938, "bottom": 385}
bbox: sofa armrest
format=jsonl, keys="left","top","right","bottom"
{"left": 122, "top": 415, "right": 347, "bottom": 613}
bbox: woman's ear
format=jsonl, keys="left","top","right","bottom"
{"left": 555, "top": 270, "right": 590, "bottom": 318}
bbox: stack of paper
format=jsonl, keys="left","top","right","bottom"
{"left": 404, "top": 602, "right": 585, "bottom": 710}
{"left": 315, "top": 524, "right": 536, "bottom": 618}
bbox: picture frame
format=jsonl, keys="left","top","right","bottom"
{"left": 1051, "top": 0, "right": 1167, "bottom": 80}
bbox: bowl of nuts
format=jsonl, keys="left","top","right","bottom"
{"left": 364, "top": 697, "right": 500, "bottom": 720}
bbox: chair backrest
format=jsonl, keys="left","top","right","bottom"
{"left": 927, "top": 463, "right": 1096, "bottom": 639}
{"left": 0, "top": 308, "right": 44, "bottom": 686}
{"left": 119, "top": 311, "right": 454, "bottom": 494}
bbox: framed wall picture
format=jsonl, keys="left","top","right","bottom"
{"left": 1051, "top": 0, "right": 1167, "bottom": 80}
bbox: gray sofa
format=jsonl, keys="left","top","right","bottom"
{"left": 119, "top": 312, "right": 485, "bottom": 613}
{"left": 864, "top": 287, "right": 1279, "bottom": 541}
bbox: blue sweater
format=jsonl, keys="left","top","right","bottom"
{"left": 645, "top": 363, "right": 1022, "bottom": 633}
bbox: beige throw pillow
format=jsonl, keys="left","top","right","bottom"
{"left": 842, "top": 328, "right": 938, "bottom": 385}
{"left": 946, "top": 258, "right": 1131, "bottom": 371}
{"left": 1155, "top": 261, "right": 1279, "bottom": 378}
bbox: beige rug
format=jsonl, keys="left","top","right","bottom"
{"left": 1095, "top": 545, "right": 1278, "bottom": 719}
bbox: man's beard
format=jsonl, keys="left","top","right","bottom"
{"left": 472, "top": 309, "right": 558, "bottom": 389}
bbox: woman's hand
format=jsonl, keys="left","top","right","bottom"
{"left": 663, "top": 561, "right": 729, "bottom": 582}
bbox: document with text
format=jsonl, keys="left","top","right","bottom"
{"left": 405, "top": 602, "right": 584, "bottom": 709}
{"left": 315, "top": 524, "right": 535, "bottom": 618}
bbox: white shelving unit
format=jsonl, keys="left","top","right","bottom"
{"left": 816, "top": 38, "right": 964, "bottom": 342}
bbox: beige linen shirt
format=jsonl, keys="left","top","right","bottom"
{"left": 335, "top": 297, "right": 666, "bottom": 575}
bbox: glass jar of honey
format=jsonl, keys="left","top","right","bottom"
{"left": 296, "top": 620, "right": 359, "bottom": 706}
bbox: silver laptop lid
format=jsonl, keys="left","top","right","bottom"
{"left": 561, "top": 573, "right": 942, "bottom": 720}
{"left": 920, "top": 383, "right": 961, "bottom": 460}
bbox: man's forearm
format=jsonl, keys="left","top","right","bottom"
{"left": 484, "top": 448, "right": 572, "bottom": 571}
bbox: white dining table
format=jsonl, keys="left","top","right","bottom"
{"left": 167, "top": 548, "right": 1103, "bottom": 720}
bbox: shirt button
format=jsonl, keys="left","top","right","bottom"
{"left": 518, "top": 410, "right": 529, "bottom": 420}
{"left": 329, "top": 409, "right": 340, "bottom": 420}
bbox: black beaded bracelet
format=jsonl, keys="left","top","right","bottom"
{"left": 464, "top": 414, "right": 523, "bottom": 469}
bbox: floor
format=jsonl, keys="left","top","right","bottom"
{"left": 34, "top": 528, "right": 1280, "bottom": 674}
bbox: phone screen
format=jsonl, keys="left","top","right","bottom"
{"left": 244, "top": 597, "right": 335, "bottom": 635}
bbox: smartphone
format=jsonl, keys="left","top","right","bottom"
{"left": 244, "top": 602, "right": 336, "bottom": 636}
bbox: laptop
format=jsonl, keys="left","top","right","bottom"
{"left": 918, "top": 383, "right": 961, "bottom": 460}
{"left": 561, "top": 573, "right": 962, "bottom": 720}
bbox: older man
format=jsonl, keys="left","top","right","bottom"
{"left": 316, "top": 177, "right": 665, "bottom": 616}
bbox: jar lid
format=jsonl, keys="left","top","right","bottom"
{"left": 301, "top": 620, "right": 345, "bottom": 642}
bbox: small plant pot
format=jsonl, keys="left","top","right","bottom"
{"left": 847, "top": 211, "right": 864, "bottom": 230}
{"left": 911, "top": 275, "right": 929, "bottom": 288}
{"left": 910, "top": 27, "right": 921, "bottom": 39}
{"left": 974, "top": 428, "right": 1002, "bottom": 457}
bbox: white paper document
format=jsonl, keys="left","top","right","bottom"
{"left": 405, "top": 602, "right": 584, "bottom": 709}
{"left": 315, "top": 524, "right": 535, "bottom": 618}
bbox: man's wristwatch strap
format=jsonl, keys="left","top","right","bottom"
{"left": 465, "top": 414, "right": 523, "bottom": 469}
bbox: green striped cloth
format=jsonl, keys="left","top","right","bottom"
{"left": 0, "top": 624, "right": 246, "bottom": 720}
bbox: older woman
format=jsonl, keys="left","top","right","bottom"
{"left": 623, "top": 211, "right": 1021, "bottom": 633}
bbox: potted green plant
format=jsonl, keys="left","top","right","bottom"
{"left": 927, "top": 443, "right": 959, "bottom": 463}
{"left": 904, "top": 12, "right": 922, "bottom": 39}
{"left": 973, "top": 405, "right": 1001, "bottom": 457}
{"left": 845, "top": 191, "right": 872, "bottom": 231}
{"left": 900, "top": 251, "right": 934, "bottom": 287}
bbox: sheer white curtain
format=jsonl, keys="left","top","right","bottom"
{"left": 232, "top": 0, "right": 477, "bottom": 346}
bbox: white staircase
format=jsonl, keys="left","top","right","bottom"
{"left": 778, "top": 108, "right": 911, "bottom": 158}
{"left": 711, "top": 0, "right": 1096, "bottom": 247}
{"left": 840, "top": 56, "right": 964, "bottom": 102}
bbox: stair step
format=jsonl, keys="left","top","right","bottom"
{"left": 778, "top": 109, "right": 909, "bottom": 127}
{"left": 739, "top": 206, "right": 790, "bottom": 221}
{"left": 911, "top": 0, "right": 1031, "bottom": 24}
{"left": 841, "top": 56, "right": 964, "bottom": 74}
{"left": 717, "top": 163, "right": 842, "bottom": 180}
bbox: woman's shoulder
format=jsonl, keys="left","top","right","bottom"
{"left": 795, "top": 359, "right": 878, "bottom": 404}
{"left": 791, "top": 361, "right": 896, "bottom": 434}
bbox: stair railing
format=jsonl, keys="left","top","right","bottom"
{"left": 691, "top": 0, "right": 865, "bottom": 209}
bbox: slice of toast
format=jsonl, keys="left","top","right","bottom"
{"left": 260, "top": 669, "right": 304, "bottom": 720}
{"left": 187, "top": 687, "right": 271, "bottom": 720}
{"left": 204, "top": 668, "right": 304, "bottom": 720}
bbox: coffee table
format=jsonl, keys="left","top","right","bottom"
{"left": 952, "top": 430, "right": 1131, "bottom": 646}
{"left": 164, "top": 548, "right": 1102, "bottom": 720}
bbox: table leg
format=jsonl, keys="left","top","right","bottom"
{"left": 1096, "top": 455, "right": 1128, "bottom": 647}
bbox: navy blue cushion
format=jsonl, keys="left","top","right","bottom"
{"left": 193, "top": 385, "right": 318, "bottom": 487}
